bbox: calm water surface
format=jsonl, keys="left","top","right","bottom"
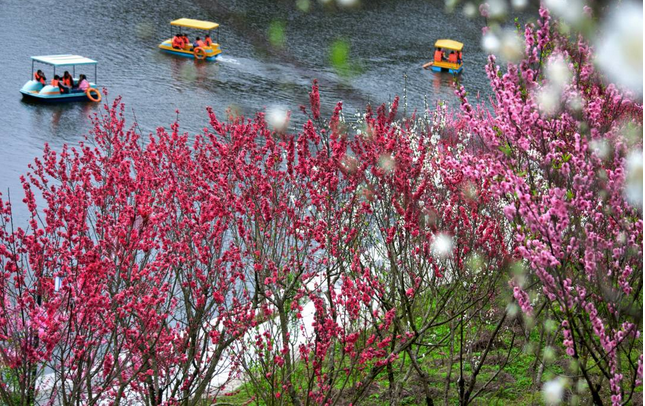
{"left": 0, "top": 0, "right": 536, "bottom": 215}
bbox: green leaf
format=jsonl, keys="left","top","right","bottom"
{"left": 330, "top": 39, "right": 351, "bottom": 77}
{"left": 498, "top": 142, "right": 512, "bottom": 156}
{"left": 268, "top": 20, "right": 286, "bottom": 49}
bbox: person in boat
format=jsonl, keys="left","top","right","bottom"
{"left": 62, "top": 71, "right": 74, "bottom": 88}
{"left": 182, "top": 34, "right": 190, "bottom": 49}
{"left": 51, "top": 75, "right": 64, "bottom": 93}
{"left": 71, "top": 74, "right": 90, "bottom": 93}
{"left": 34, "top": 70, "right": 46, "bottom": 85}
{"left": 58, "top": 75, "right": 70, "bottom": 93}
{"left": 51, "top": 75, "right": 67, "bottom": 93}
{"left": 458, "top": 51, "right": 462, "bottom": 63}
{"left": 434, "top": 48, "right": 443, "bottom": 62}
{"left": 77, "top": 74, "right": 90, "bottom": 91}
{"left": 204, "top": 34, "right": 213, "bottom": 47}
{"left": 194, "top": 37, "right": 206, "bottom": 49}
{"left": 172, "top": 33, "right": 183, "bottom": 49}
{"left": 448, "top": 51, "right": 458, "bottom": 64}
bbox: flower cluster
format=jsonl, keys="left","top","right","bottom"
{"left": 0, "top": 5, "right": 641, "bottom": 405}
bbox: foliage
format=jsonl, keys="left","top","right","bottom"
{"left": 0, "top": 6, "right": 641, "bottom": 406}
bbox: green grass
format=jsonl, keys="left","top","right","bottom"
{"left": 208, "top": 291, "right": 642, "bottom": 406}
{"left": 212, "top": 335, "right": 638, "bottom": 406}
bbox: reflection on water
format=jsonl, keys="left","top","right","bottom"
{"left": 17, "top": 101, "right": 99, "bottom": 144}
{"left": 0, "top": 0, "right": 538, "bottom": 221}
{"left": 167, "top": 56, "right": 220, "bottom": 87}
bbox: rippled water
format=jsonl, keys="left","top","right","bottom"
{"left": 0, "top": 0, "right": 536, "bottom": 212}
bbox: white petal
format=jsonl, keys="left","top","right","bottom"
{"left": 625, "top": 151, "right": 643, "bottom": 210}
{"left": 595, "top": 3, "right": 643, "bottom": 95}
{"left": 267, "top": 106, "right": 289, "bottom": 131}
{"left": 482, "top": 32, "right": 501, "bottom": 54}
{"left": 431, "top": 233, "right": 453, "bottom": 259}
{"left": 542, "top": 379, "right": 564, "bottom": 405}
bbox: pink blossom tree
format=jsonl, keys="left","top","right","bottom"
{"left": 0, "top": 6, "right": 641, "bottom": 405}
{"left": 0, "top": 99, "right": 257, "bottom": 405}
{"left": 456, "top": 7, "right": 643, "bottom": 405}
{"left": 233, "top": 82, "right": 520, "bottom": 406}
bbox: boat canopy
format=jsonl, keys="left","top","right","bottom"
{"left": 434, "top": 39, "right": 463, "bottom": 51}
{"left": 31, "top": 55, "right": 98, "bottom": 66}
{"left": 170, "top": 18, "right": 219, "bottom": 30}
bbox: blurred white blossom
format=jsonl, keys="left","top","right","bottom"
{"left": 511, "top": 0, "right": 528, "bottom": 10}
{"left": 624, "top": 151, "right": 643, "bottom": 210}
{"left": 499, "top": 29, "right": 524, "bottom": 63}
{"left": 482, "top": 31, "right": 501, "bottom": 54}
{"left": 267, "top": 106, "right": 289, "bottom": 132}
{"left": 595, "top": 2, "right": 643, "bottom": 96}
{"left": 542, "top": 378, "right": 565, "bottom": 405}
{"left": 462, "top": 2, "right": 477, "bottom": 18}
{"left": 482, "top": 28, "right": 523, "bottom": 63}
{"left": 566, "top": 91, "right": 583, "bottom": 112}
{"left": 536, "top": 56, "right": 572, "bottom": 115}
{"left": 431, "top": 233, "right": 453, "bottom": 258}
{"left": 544, "top": 0, "right": 584, "bottom": 26}
{"left": 506, "top": 303, "right": 519, "bottom": 317}
{"left": 487, "top": 0, "right": 508, "bottom": 19}
{"left": 536, "top": 86, "right": 559, "bottom": 115}
{"left": 589, "top": 138, "right": 611, "bottom": 160}
{"left": 545, "top": 56, "right": 572, "bottom": 88}
{"left": 337, "top": 0, "right": 359, "bottom": 8}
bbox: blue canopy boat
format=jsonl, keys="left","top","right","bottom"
{"left": 20, "top": 55, "right": 102, "bottom": 103}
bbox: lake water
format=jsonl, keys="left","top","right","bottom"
{"left": 0, "top": 0, "right": 535, "bottom": 212}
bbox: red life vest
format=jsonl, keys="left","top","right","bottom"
{"left": 448, "top": 53, "right": 458, "bottom": 63}
{"left": 204, "top": 37, "right": 213, "bottom": 47}
{"left": 34, "top": 72, "right": 45, "bottom": 85}
{"left": 434, "top": 50, "right": 442, "bottom": 62}
{"left": 63, "top": 77, "right": 72, "bottom": 87}
{"left": 196, "top": 40, "right": 206, "bottom": 48}
{"left": 51, "top": 79, "right": 60, "bottom": 87}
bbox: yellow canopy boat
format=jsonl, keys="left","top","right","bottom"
{"left": 159, "top": 18, "right": 222, "bottom": 61}
{"left": 423, "top": 39, "right": 464, "bottom": 74}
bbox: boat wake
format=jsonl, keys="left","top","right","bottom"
{"left": 218, "top": 56, "right": 240, "bottom": 65}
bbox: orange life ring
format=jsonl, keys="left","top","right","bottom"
{"left": 193, "top": 47, "right": 207, "bottom": 60}
{"left": 86, "top": 88, "right": 102, "bottom": 103}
